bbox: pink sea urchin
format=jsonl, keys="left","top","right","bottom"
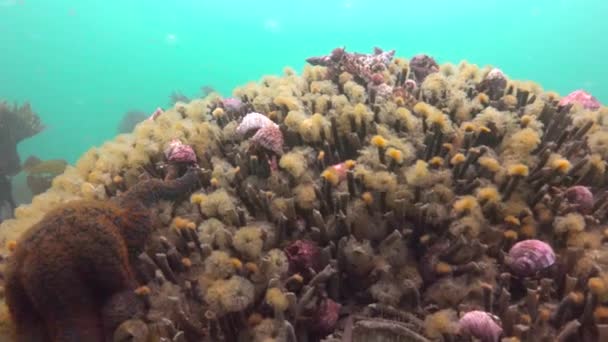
{"left": 559, "top": 90, "right": 601, "bottom": 110}
{"left": 506, "top": 239, "right": 555, "bottom": 277}
{"left": 458, "top": 310, "right": 503, "bottom": 342}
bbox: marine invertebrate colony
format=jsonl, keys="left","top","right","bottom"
{"left": 4, "top": 167, "right": 202, "bottom": 341}
{"left": 0, "top": 47, "right": 607, "bottom": 342}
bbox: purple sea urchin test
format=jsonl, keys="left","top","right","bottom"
{"left": 458, "top": 310, "right": 503, "bottom": 342}
{"left": 506, "top": 239, "right": 555, "bottom": 277}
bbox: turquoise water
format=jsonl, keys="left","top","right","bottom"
{"left": 0, "top": 0, "right": 606, "bottom": 165}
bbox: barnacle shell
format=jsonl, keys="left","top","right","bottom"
{"left": 404, "top": 78, "right": 417, "bottom": 90}
{"left": 458, "top": 310, "right": 503, "bottom": 342}
{"left": 251, "top": 124, "right": 284, "bottom": 155}
{"left": 480, "top": 68, "right": 507, "bottom": 100}
{"left": 237, "top": 112, "right": 275, "bottom": 135}
{"left": 564, "top": 185, "right": 594, "bottom": 213}
{"left": 506, "top": 239, "right": 555, "bottom": 276}
{"left": 163, "top": 139, "right": 197, "bottom": 164}
{"left": 486, "top": 68, "right": 505, "bottom": 80}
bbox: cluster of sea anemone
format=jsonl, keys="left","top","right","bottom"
{"left": 0, "top": 47, "right": 607, "bottom": 342}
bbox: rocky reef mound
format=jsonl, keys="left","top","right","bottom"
{"left": 0, "top": 47, "right": 607, "bottom": 341}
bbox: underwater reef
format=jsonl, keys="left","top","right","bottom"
{"left": 0, "top": 47, "right": 607, "bottom": 342}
